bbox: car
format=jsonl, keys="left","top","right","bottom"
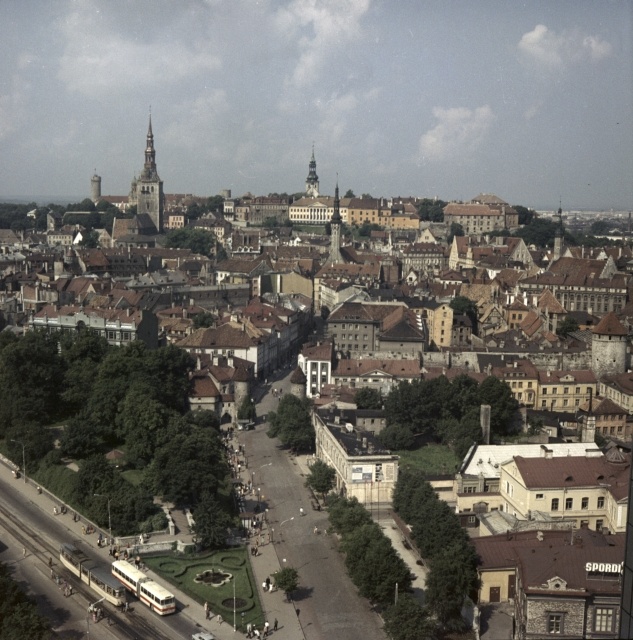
{"left": 192, "top": 633, "right": 215, "bottom": 640}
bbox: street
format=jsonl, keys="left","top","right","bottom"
{"left": 238, "top": 365, "right": 388, "bottom": 640}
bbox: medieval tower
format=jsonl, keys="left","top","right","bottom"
{"left": 591, "top": 312, "right": 628, "bottom": 378}
{"left": 91, "top": 172, "right": 101, "bottom": 203}
{"left": 128, "top": 115, "right": 164, "bottom": 233}
{"left": 305, "top": 146, "right": 319, "bottom": 197}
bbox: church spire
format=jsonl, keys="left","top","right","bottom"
{"left": 331, "top": 177, "right": 341, "bottom": 224}
{"left": 305, "top": 144, "right": 320, "bottom": 197}
{"left": 143, "top": 113, "right": 157, "bottom": 179}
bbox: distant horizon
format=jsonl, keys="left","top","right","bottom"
{"left": 0, "top": 194, "right": 630, "bottom": 216}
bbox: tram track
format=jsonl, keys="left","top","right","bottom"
{"left": 0, "top": 500, "right": 174, "bottom": 640}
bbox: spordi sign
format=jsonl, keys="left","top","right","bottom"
{"left": 585, "top": 562, "right": 624, "bottom": 575}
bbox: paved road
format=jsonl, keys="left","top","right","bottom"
{"left": 238, "top": 366, "right": 388, "bottom": 640}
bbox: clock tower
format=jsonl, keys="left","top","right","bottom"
{"left": 305, "top": 145, "right": 320, "bottom": 197}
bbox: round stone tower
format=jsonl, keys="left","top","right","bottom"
{"left": 232, "top": 363, "right": 251, "bottom": 420}
{"left": 91, "top": 173, "right": 102, "bottom": 203}
{"left": 591, "top": 312, "right": 628, "bottom": 378}
{"left": 290, "top": 366, "right": 307, "bottom": 400}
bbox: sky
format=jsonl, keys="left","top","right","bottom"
{"left": 0, "top": 0, "right": 632, "bottom": 211}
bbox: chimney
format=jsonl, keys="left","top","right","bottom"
{"left": 480, "top": 404, "right": 491, "bottom": 445}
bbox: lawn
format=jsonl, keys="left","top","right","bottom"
{"left": 144, "top": 548, "right": 264, "bottom": 630}
{"left": 121, "top": 469, "right": 144, "bottom": 486}
{"left": 395, "top": 444, "right": 461, "bottom": 475}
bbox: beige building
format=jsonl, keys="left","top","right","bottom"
{"left": 536, "top": 369, "right": 597, "bottom": 412}
{"left": 425, "top": 301, "right": 453, "bottom": 348}
{"left": 499, "top": 447, "right": 630, "bottom": 533}
{"left": 313, "top": 408, "right": 399, "bottom": 508}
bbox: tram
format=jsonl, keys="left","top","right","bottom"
{"left": 59, "top": 543, "right": 126, "bottom": 607}
{"left": 112, "top": 560, "right": 176, "bottom": 615}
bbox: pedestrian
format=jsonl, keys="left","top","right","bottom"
{"left": 313, "top": 526, "right": 318, "bottom": 534}
{"left": 22, "top": 547, "right": 27, "bottom": 558}
{"left": 264, "top": 620, "right": 270, "bottom": 635}
{"left": 299, "top": 507, "right": 304, "bottom": 517}
{"left": 217, "top": 614, "right": 223, "bottom": 625}
{"left": 124, "top": 601, "right": 129, "bottom": 612}
{"left": 273, "top": 618, "right": 278, "bottom": 631}
{"left": 262, "top": 580, "right": 268, "bottom": 592}
{"left": 265, "top": 576, "right": 271, "bottom": 591}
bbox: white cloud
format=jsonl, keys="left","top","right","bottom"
{"left": 56, "top": 3, "right": 220, "bottom": 96}
{"left": 275, "top": 0, "right": 370, "bottom": 90}
{"left": 518, "top": 24, "right": 612, "bottom": 70}
{"left": 418, "top": 105, "right": 495, "bottom": 163}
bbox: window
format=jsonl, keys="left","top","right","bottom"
{"left": 594, "top": 607, "right": 615, "bottom": 633}
{"left": 581, "top": 497, "right": 589, "bottom": 510}
{"left": 551, "top": 498, "right": 559, "bottom": 511}
{"left": 536, "top": 493, "right": 544, "bottom": 500}
{"left": 597, "top": 497, "right": 605, "bottom": 509}
{"left": 564, "top": 387, "right": 569, "bottom": 394}
{"left": 548, "top": 613, "right": 564, "bottom": 634}
{"left": 565, "top": 497, "right": 573, "bottom": 510}
{"left": 596, "top": 519, "right": 604, "bottom": 531}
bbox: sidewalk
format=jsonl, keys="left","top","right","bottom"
{"left": 0, "top": 461, "right": 300, "bottom": 640}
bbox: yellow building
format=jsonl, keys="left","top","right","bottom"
{"left": 426, "top": 301, "right": 453, "bottom": 348}
{"left": 536, "top": 369, "right": 597, "bottom": 412}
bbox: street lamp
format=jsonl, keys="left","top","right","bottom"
{"left": 86, "top": 596, "right": 105, "bottom": 638}
{"left": 257, "top": 487, "right": 261, "bottom": 507}
{"left": 278, "top": 516, "right": 294, "bottom": 544}
{"left": 10, "top": 439, "right": 26, "bottom": 483}
{"left": 93, "top": 494, "right": 112, "bottom": 545}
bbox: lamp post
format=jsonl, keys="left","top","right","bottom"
{"left": 93, "top": 494, "right": 112, "bottom": 545}
{"left": 278, "top": 516, "right": 294, "bottom": 543}
{"left": 257, "top": 487, "right": 261, "bottom": 508}
{"left": 10, "top": 439, "right": 26, "bottom": 483}
{"left": 86, "top": 596, "right": 105, "bottom": 638}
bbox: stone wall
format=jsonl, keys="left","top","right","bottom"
{"left": 526, "top": 597, "right": 586, "bottom": 638}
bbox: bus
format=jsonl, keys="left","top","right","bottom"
{"left": 59, "top": 543, "right": 126, "bottom": 607}
{"left": 111, "top": 560, "right": 176, "bottom": 615}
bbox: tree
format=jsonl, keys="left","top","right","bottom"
{"left": 79, "top": 229, "right": 100, "bottom": 247}
{"left": 513, "top": 205, "right": 535, "bottom": 225}
{"left": 383, "top": 594, "right": 437, "bottom": 640}
{"left": 344, "top": 189, "right": 355, "bottom": 198}
{"left": 513, "top": 217, "right": 560, "bottom": 248}
{"left": 477, "top": 376, "right": 518, "bottom": 436}
{"left": 237, "top": 396, "right": 257, "bottom": 422}
{"left": 305, "top": 460, "right": 336, "bottom": 499}
{"left": 378, "top": 423, "right": 415, "bottom": 450}
{"left": 165, "top": 228, "right": 217, "bottom": 257}
{"left": 449, "top": 295, "right": 478, "bottom": 331}
{"left": 272, "top": 566, "right": 299, "bottom": 601}
{"left": 0, "top": 563, "right": 50, "bottom": 639}
{"left": 416, "top": 198, "right": 446, "bottom": 223}
{"left": 355, "top": 387, "right": 382, "bottom": 410}
{"left": 267, "top": 395, "right": 314, "bottom": 452}
{"left": 193, "top": 312, "right": 215, "bottom": 329}
{"left": 193, "top": 492, "right": 234, "bottom": 549}
{"left": 425, "top": 543, "right": 478, "bottom": 629}
{"left": 327, "top": 495, "right": 373, "bottom": 536}
{"left": 448, "top": 222, "right": 464, "bottom": 243}
{"left": 590, "top": 219, "right": 611, "bottom": 235}
{"left": 556, "top": 316, "right": 579, "bottom": 337}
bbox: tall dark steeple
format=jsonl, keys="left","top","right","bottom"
{"left": 327, "top": 177, "right": 343, "bottom": 264}
{"left": 128, "top": 113, "right": 164, "bottom": 233}
{"left": 305, "top": 145, "right": 320, "bottom": 197}
{"left": 142, "top": 115, "right": 158, "bottom": 179}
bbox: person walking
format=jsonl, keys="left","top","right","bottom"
{"left": 22, "top": 547, "right": 27, "bottom": 558}
{"left": 264, "top": 620, "right": 270, "bottom": 636}
{"left": 273, "top": 618, "right": 278, "bottom": 631}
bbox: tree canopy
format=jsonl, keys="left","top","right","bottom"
{"left": 273, "top": 567, "right": 299, "bottom": 600}
{"left": 165, "top": 227, "right": 218, "bottom": 256}
{"left": 355, "top": 387, "right": 382, "bottom": 410}
{"left": 267, "top": 395, "right": 314, "bottom": 451}
{"left": 305, "top": 459, "right": 336, "bottom": 499}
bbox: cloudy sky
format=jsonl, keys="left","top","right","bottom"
{"left": 1, "top": 0, "right": 631, "bottom": 210}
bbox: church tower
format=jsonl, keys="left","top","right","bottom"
{"left": 305, "top": 146, "right": 319, "bottom": 197}
{"left": 326, "top": 180, "right": 343, "bottom": 265}
{"left": 129, "top": 115, "right": 164, "bottom": 233}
